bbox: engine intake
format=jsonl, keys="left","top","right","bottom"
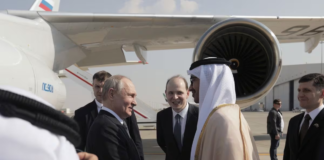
{"left": 193, "top": 18, "right": 282, "bottom": 108}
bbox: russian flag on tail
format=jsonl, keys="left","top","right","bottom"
{"left": 39, "top": 0, "right": 54, "bottom": 11}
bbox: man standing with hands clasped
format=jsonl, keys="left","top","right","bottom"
{"left": 267, "top": 99, "right": 284, "bottom": 160}
{"left": 284, "top": 73, "right": 324, "bottom": 160}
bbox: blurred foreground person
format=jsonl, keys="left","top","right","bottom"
{"left": 187, "top": 57, "right": 260, "bottom": 160}
{"left": 0, "top": 85, "right": 97, "bottom": 160}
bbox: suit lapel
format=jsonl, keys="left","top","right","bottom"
{"left": 166, "top": 108, "right": 174, "bottom": 136}
{"left": 299, "top": 108, "right": 324, "bottom": 151}
{"left": 99, "top": 110, "right": 131, "bottom": 140}
{"left": 90, "top": 100, "right": 98, "bottom": 119}
{"left": 100, "top": 110, "right": 139, "bottom": 155}
{"left": 293, "top": 114, "right": 304, "bottom": 149}
{"left": 86, "top": 100, "right": 98, "bottom": 131}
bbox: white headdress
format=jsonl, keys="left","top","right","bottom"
{"left": 187, "top": 58, "right": 236, "bottom": 160}
{"left": 0, "top": 85, "right": 79, "bottom": 160}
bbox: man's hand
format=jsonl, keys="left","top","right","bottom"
{"left": 78, "top": 152, "right": 98, "bottom": 160}
{"left": 275, "top": 134, "right": 280, "bottom": 140}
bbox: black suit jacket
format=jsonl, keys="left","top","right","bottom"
{"left": 73, "top": 100, "right": 143, "bottom": 159}
{"left": 156, "top": 104, "right": 199, "bottom": 160}
{"left": 267, "top": 108, "right": 283, "bottom": 135}
{"left": 74, "top": 100, "right": 98, "bottom": 151}
{"left": 86, "top": 110, "right": 141, "bottom": 160}
{"left": 283, "top": 107, "right": 324, "bottom": 160}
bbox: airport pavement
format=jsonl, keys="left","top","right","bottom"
{"left": 139, "top": 111, "right": 301, "bottom": 160}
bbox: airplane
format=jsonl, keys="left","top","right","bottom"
{"left": 1, "top": 0, "right": 324, "bottom": 126}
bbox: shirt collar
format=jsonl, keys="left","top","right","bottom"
{"left": 101, "top": 106, "right": 124, "bottom": 125}
{"left": 94, "top": 99, "right": 102, "bottom": 108}
{"left": 304, "top": 104, "right": 324, "bottom": 120}
{"left": 172, "top": 102, "right": 189, "bottom": 118}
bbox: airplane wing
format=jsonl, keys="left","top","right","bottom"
{"left": 3, "top": 10, "right": 324, "bottom": 70}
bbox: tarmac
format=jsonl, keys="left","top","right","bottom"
{"left": 139, "top": 111, "right": 301, "bottom": 160}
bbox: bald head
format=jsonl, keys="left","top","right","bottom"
{"left": 166, "top": 78, "right": 186, "bottom": 90}
{"left": 165, "top": 75, "right": 188, "bottom": 91}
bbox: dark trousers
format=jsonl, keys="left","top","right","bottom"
{"left": 269, "top": 133, "right": 280, "bottom": 160}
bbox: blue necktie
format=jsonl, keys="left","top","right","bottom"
{"left": 174, "top": 114, "right": 182, "bottom": 150}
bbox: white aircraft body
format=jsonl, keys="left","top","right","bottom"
{"left": 1, "top": 0, "right": 324, "bottom": 123}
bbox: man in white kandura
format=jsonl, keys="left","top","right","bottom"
{"left": 187, "top": 57, "right": 260, "bottom": 160}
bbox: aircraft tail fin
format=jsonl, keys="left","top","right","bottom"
{"left": 30, "top": 0, "right": 60, "bottom": 11}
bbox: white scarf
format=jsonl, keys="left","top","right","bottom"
{"left": 187, "top": 64, "right": 236, "bottom": 160}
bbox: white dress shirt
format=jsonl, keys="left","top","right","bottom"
{"left": 278, "top": 111, "right": 284, "bottom": 132}
{"left": 101, "top": 106, "right": 124, "bottom": 125}
{"left": 172, "top": 103, "right": 189, "bottom": 144}
{"left": 299, "top": 104, "right": 324, "bottom": 132}
{"left": 94, "top": 99, "right": 103, "bottom": 113}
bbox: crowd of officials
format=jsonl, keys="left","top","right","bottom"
{"left": 0, "top": 58, "right": 324, "bottom": 160}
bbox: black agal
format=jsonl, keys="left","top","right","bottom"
{"left": 189, "top": 57, "right": 231, "bottom": 70}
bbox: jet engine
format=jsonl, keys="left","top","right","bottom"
{"left": 192, "top": 18, "right": 282, "bottom": 108}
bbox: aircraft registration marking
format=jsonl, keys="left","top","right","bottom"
{"left": 279, "top": 25, "right": 324, "bottom": 36}
{"left": 42, "top": 83, "right": 53, "bottom": 93}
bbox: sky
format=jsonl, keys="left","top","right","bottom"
{"left": 1, "top": 0, "right": 324, "bottom": 112}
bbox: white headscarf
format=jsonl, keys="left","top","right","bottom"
{"left": 0, "top": 86, "right": 79, "bottom": 160}
{"left": 187, "top": 64, "right": 236, "bottom": 160}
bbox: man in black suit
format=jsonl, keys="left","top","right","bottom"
{"left": 267, "top": 99, "right": 284, "bottom": 160}
{"left": 157, "top": 75, "right": 199, "bottom": 160}
{"left": 74, "top": 71, "right": 143, "bottom": 159}
{"left": 284, "top": 73, "right": 324, "bottom": 160}
{"left": 86, "top": 75, "right": 141, "bottom": 160}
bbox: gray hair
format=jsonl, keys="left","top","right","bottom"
{"left": 102, "top": 75, "right": 130, "bottom": 101}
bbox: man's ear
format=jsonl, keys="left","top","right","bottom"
{"left": 164, "top": 90, "right": 168, "bottom": 102}
{"left": 108, "top": 88, "right": 115, "bottom": 100}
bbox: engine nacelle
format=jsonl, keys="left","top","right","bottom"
{"left": 192, "top": 18, "right": 282, "bottom": 108}
{"left": 0, "top": 39, "right": 66, "bottom": 109}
